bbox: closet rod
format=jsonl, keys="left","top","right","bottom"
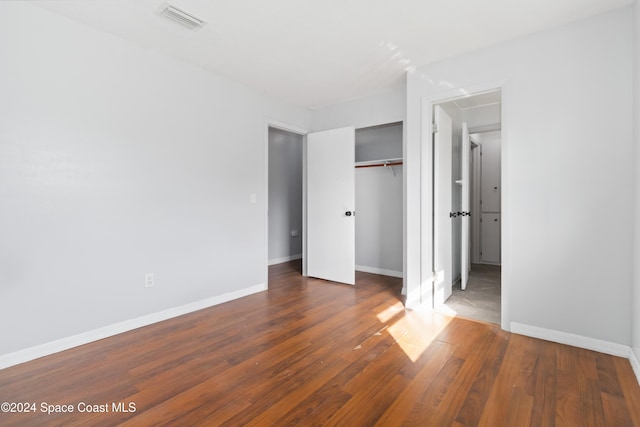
{"left": 355, "top": 161, "right": 403, "bottom": 169}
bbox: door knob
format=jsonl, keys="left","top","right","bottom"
{"left": 345, "top": 211, "right": 354, "bottom": 216}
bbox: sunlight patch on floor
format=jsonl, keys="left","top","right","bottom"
{"left": 386, "top": 310, "right": 453, "bottom": 362}
{"left": 376, "top": 301, "right": 405, "bottom": 323}
{"left": 435, "top": 304, "right": 459, "bottom": 317}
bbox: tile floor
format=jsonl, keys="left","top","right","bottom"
{"left": 441, "top": 263, "right": 501, "bottom": 324}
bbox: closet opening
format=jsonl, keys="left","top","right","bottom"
{"left": 266, "top": 120, "right": 405, "bottom": 289}
{"left": 354, "top": 122, "right": 404, "bottom": 280}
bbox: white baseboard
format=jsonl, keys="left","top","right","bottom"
{"left": 268, "top": 254, "right": 302, "bottom": 266}
{"left": 510, "top": 322, "right": 630, "bottom": 358}
{"left": 355, "top": 265, "right": 403, "bottom": 278}
{"left": 0, "top": 283, "right": 266, "bottom": 371}
{"left": 475, "top": 261, "right": 501, "bottom": 266}
{"left": 630, "top": 348, "right": 640, "bottom": 385}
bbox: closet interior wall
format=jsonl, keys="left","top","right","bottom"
{"left": 355, "top": 123, "right": 403, "bottom": 278}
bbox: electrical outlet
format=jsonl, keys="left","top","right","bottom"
{"left": 145, "top": 273, "right": 154, "bottom": 288}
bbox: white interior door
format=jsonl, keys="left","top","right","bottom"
{"left": 307, "top": 126, "right": 355, "bottom": 285}
{"left": 433, "top": 106, "right": 452, "bottom": 306}
{"left": 479, "top": 132, "right": 501, "bottom": 265}
{"left": 480, "top": 134, "right": 501, "bottom": 212}
{"left": 461, "top": 122, "right": 470, "bottom": 290}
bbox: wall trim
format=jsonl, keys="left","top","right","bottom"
{"left": 510, "top": 322, "right": 630, "bottom": 358}
{"left": 630, "top": 348, "right": 640, "bottom": 385}
{"left": 0, "top": 283, "right": 266, "bottom": 371}
{"left": 355, "top": 265, "right": 403, "bottom": 278}
{"left": 268, "top": 254, "right": 302, "bottom": 266}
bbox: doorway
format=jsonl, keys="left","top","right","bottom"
{"left": 431, "top": 89, "right": 503, "bottom": 324}
{"left": 265, "top": 121, "right": 308, "bottom": 286}
{"left": 267, "top": 127, "right": 304, "bottom": 266}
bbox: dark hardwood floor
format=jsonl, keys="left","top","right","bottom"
{"left": 1, "top": 260, "right": 640, "bottom": 426}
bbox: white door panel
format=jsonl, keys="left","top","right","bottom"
{"left": 433, "top": 106, "right": 452, "bottom": 306}
{"left": 461, "top": 122, "right": 470, "bottom": 290}
{"left": 479, "top": 133, "right": 501, "bottom": 265}
{"left": 307, "top": 127, "right": 355, "bottom": 285}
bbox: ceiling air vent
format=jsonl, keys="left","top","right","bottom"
{"left": 159, "top": 4, "right": 205, "bottom": 31}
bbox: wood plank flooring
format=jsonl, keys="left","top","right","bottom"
{"left": 1, "top": 260, "right": 640, "bottom": 426}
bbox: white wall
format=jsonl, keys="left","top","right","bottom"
{"left": 0, "top": 3, "right": 310, "bottom": 356}
{"left": 268, "top": 128, "right": 303, "bottom": 264}
{"left": 407, "top": 7, "right": 634, "bottom": 345}
{"left": 632, "top": 1, "right": 640, "bottom": 364}
{"left": 355, "top": 124, "right": 403, "bottom": 162}
{"left": 311, "top": 87, "right": 405, "bottom": 132}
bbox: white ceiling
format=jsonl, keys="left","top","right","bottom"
{"left": 33, "top": 0, "right": 632, "bottom": 109}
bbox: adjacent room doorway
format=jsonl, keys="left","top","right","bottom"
{"left": 429, "top": 88, "right": 504, "bottom": 325}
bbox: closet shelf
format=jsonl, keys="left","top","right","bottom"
{"left": 354, "top": 157, "right": 403, "bottom": 169}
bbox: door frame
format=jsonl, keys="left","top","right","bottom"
{"left": 264, "top": 119, "right": 309, "bottom": 287}
{"left": 420, "top": 81, "right": 510, "bottom": 330}
{"left": 470, "top": 137, "right": 481, "bottom": 264}
{"left": 461, "top": 122, "right": 470, "bottom": 291}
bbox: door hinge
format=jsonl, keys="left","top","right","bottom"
{"left": 432, "top": 122, "right": 438, "bottom": 133}
{"left": 450, "top": 211, "right": 471, "bottom": 218}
